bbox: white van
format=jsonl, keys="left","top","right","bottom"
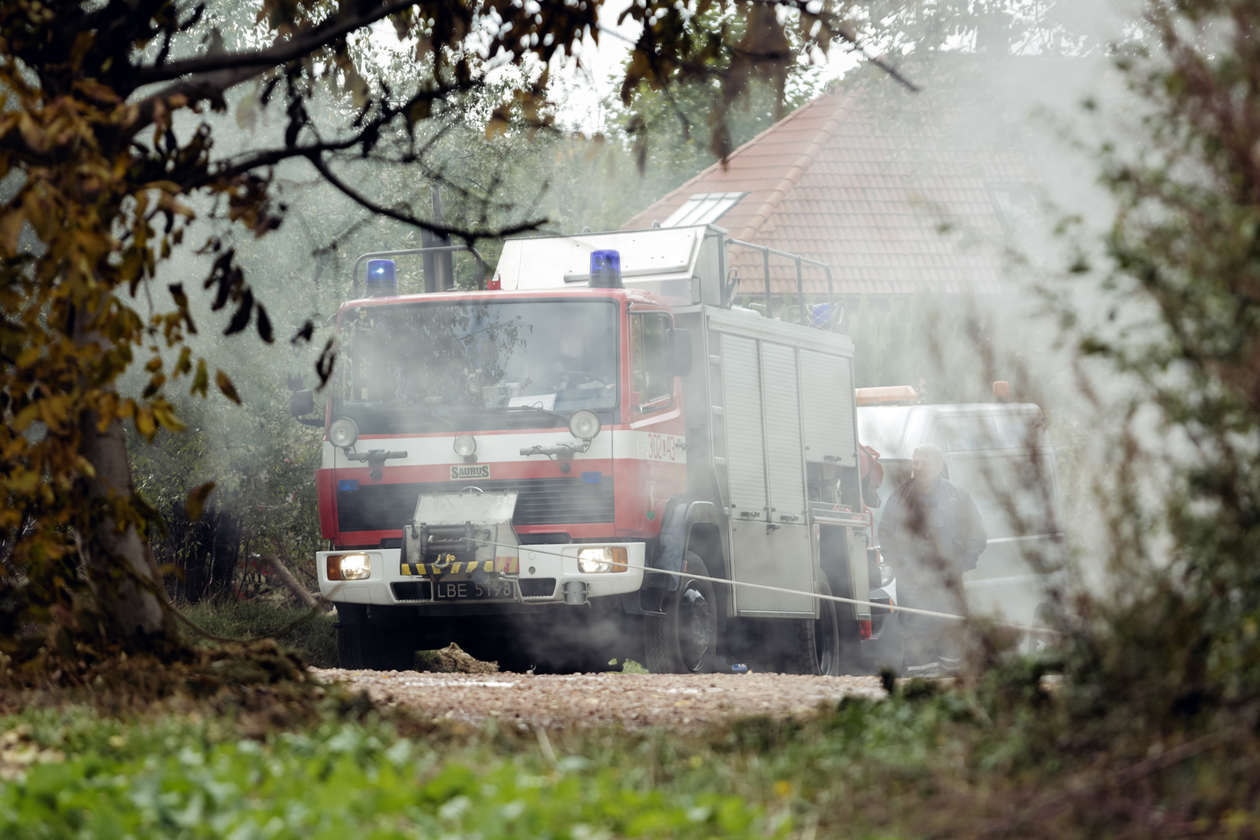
{"left": 857, "top": 398, "right": 1063, "bottom": 639}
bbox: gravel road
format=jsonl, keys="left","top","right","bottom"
{"left": 309, "top": 668, "right": 888, "bottom": 730}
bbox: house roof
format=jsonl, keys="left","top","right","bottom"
{"left": 623, "top": 64, "right": 1046, "bottom": 296}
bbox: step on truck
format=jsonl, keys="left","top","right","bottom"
{"left": 290, "top": 225, "right": 879, "bottom": 673}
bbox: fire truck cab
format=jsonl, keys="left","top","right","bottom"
{"left": 298, "top": 226, "right": 875, "bottom": 673}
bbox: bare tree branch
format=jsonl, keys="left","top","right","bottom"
{"left": 130, "top": 0, "right": 421, "bottom": 85}
{"left": 129, "top": 64, "right": 262, "bottom": 133}
{"left": 187, "top": 84, "right": 461, "bottom": 188}
{"left": 749, "top": 0, "right": 921, "bottom": 93}
{"left": 306, "top": 152, "right": 546, "bottom": 242}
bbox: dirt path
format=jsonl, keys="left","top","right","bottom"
{"left": 309, "top": 668, "right": 888, "bottom": 730}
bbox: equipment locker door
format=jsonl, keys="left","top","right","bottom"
{"left": 798, "top": 350, "right": 856, "bottom": 467}
{"left": 720, "top": 334, "right": 814, "bottom": 617}
{"left": 718, "top": 333, "right": 766, "bottom": 520}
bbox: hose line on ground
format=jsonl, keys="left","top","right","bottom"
{"left": 464, "top": 537, "right": 1061, "bottom": 637}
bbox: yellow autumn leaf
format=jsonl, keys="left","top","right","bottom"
{"left": 134, "top": 406, "right": 156, "bottom": 439}
{"left": 152, "top": 400, "right": 184, "bottom": 431}
{"left": 17, "top": 112, "right": 46, "bottom": 153}
{"left": 215, "top": 369, "right": 241, "bottom": 404}
{"left": 190, "top": 358, "right": 208, "bottom": 397}
{"left": 8, "top": 469, "right": 40, "bottom": 495}
{"left": 38, "top": 394, "right": 69, "bottom": 428}
{"left": 15, "top": 345, "right": 40, "bottom": 369}
{"left": 74, "top": 77, "right": 119, "bottom": 104}
{"left": 0, "top": 209, "right": 23, "bottom": 257}
{"left": 11, "top": 403, "right": 40, "bottom": 433}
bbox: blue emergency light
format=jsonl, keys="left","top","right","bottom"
{"left": 365, "top": 259, "right": 398, "bottom": 297}
{"left": 589, "top": 249, "right": 622, "bottom": 289}
{"left": 810, "top": 301, "right": 838, "bottom": 329}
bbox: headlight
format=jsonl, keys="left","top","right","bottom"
{"left": 452, "top": 434, "right": 477, "bottom": 459}
{"left": 576, "top": 546, "right": 627, "bottom": 574}
{"left": 327, "top": 552, "right": 371, "bottom": 580}
{"left": 569, "top": 410, "right": 600, "bottom": 441}
{"left": 329, "top": 417, "right": 359, "bottom": 449}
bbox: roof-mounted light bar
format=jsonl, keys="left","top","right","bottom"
{"left": 365, "top": 259, "right": 397, "bottom": 297}
{"left": 589, "top": 250, "right": 623, "bottom": 289}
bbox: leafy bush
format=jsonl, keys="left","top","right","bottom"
{"left": 4, "top": 685, "right": 1254, "bottom": 839}
{"left": 1029, "top": 0, "right": 1260, "bottom": 744}
{"left": 179, "top": 601, "right": 337, "bottom": 668}
{"left": 0, "top": 709, "right": 781, "bottom": 839}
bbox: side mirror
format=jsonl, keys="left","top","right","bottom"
{"left": 669, "top": 328, "right": 692, "bottom": 377}
{"left": 289, "top": 389, "right": 323, "bottom": 427}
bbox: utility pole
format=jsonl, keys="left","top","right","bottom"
{"left": 421, "top": 187, "right": 454, "bottom": 292}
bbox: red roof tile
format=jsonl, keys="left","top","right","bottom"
{"left": 623, "top": 72, "right": 1040, "bottom": 296}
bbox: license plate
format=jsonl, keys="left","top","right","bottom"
{"left": 433, "top": 577, "right": 516, "bottom": 601}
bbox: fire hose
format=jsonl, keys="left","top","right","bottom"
{"left": 465, "top": 537, "right": 1062, "bottom": 638}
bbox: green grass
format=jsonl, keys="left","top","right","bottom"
{"left": 1, "top": 680, "right": 1257, "bottom": 839}
{"left": 11, "top": 598, "right": 1256, "bottom": 838}
{"left": 177, "top": 600, "right": 338, "bottom": 667}
{"left": 0, "top": 682, "right": 1061, "bottom": 840}
{"left": 0, "top": 708, "right": 795, "bottom": 838}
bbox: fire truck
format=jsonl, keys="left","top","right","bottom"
{"left": 290, "top": 225, "right": 878, "bottom": 673}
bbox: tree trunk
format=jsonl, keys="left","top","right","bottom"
{"left": 80, "top": 413, "right": 175, "bottom": 644}
{"left": 262, "top": 555, "right": 321, "bottom": 609}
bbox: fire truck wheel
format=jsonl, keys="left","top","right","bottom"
{"left": 811, "top": 576, "right": 844, "bottom": 676}
{"left": 771, "top": 576, "right": 842, "bottom": 675}
{"left": 644, "top": 552, "right": 719, "bottom": 674}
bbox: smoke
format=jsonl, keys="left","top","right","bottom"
{"left": 124, "top": 1, "right": 1179, "bottom": 667}
{"left": 775, "top": 12, "right": 1172, "bottom": 656}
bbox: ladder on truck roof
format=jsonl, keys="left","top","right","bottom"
{"left": 346, "top": 226, "right": 837, "bottom": 322}
{"left": 726, "top": 237, "right": 835, "bottom": 319}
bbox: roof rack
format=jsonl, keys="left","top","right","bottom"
{"left": 726, "top": 238, "right": 834, "bottom": 320}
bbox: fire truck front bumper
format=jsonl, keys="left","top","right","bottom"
{"left": 317, "top": 543, "right": 646, "bottom": 607}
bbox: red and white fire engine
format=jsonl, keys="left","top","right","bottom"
{"left": 290, "top": 225, "right": 880, "bottom": 672}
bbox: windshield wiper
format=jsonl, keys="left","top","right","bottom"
{"left": 491, "top": 404, "right": 567, "bottom": 423}
{"left": 343, "top": 399, "right": 458, "bottom": 414}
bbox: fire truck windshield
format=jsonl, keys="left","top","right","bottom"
{"left": 334, "top": 299, "right": 619, "bottom": 434}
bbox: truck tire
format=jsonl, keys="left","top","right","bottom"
{"left": 335, "top": 604, "right": 417, "bottom": 671}
{"left": 773, "top": 576, "right": 842, "bottom": 675}
{"left": 644, "top": 552, "right": 719, "bottom": 674}
{"left": 812, "top": 576, "right": 845, "bottom": 675}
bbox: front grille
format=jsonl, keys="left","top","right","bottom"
{"left": 519, "top": 578, "right": 556, "bottom": 598}
{"left": 337, "top": 477, "right": 614, "bottom": 533}
{"left": 392, "top": 581, "right": 433, "bottom": 601}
